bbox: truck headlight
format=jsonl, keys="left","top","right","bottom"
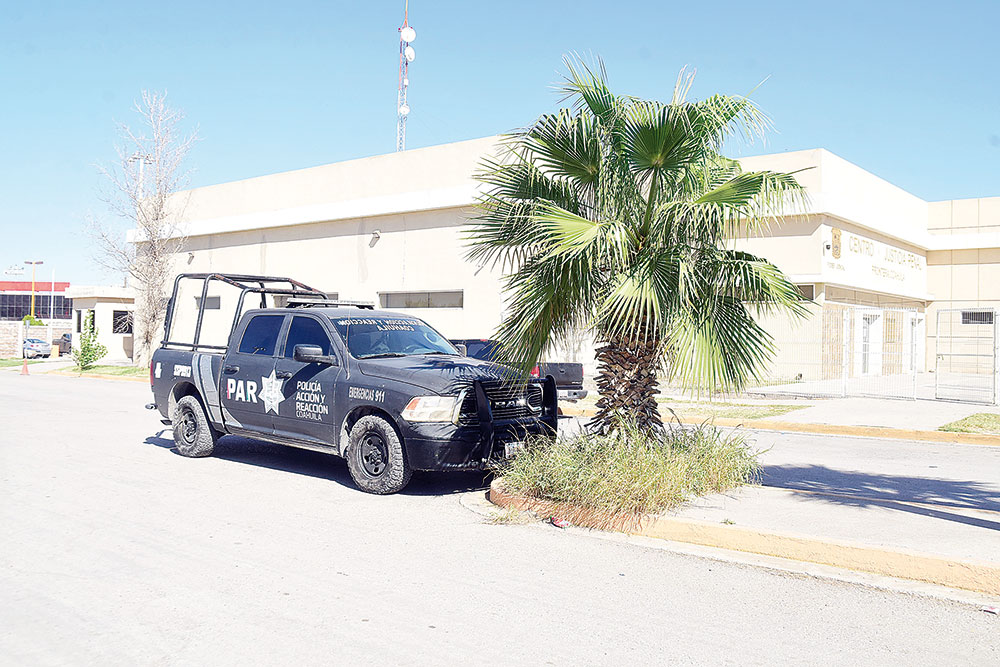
{"left": 401, "top": 395, "right": 462, "bottom": 423}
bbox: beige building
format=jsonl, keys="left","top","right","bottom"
{"left": 142, "top": 137, "right": 999, "bottom": 400}
{"left": 66, "top": 286, "right": 135, "bottom": 362}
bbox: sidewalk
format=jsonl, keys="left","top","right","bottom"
{"left": 495, "top": 421, "right": 1000, "bottom": 594}
{"left": 680, "top": 421, "right": 1000, "bottom": 588}
{"left": 565, "top": 394, "right": 1000, "bottom": 438}
{"left": 760, "top": 396, "right": 1000, "bottom": 431}
{"left": 670, "top": 482, "right": 998, "bottom": 563}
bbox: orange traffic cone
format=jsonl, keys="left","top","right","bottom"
{"left": 20, "top": 358, "right": 29, "bottom": 376}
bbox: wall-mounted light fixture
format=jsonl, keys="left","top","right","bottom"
{"left": 369, "top": 230, "right": 382, "bottom": 248}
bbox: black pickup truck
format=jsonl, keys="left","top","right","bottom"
{"left": 148, "top": 274, "right": 557, "bottom": 494}
{"left": 450, "top": 339, "right": 588, "bottom": 401}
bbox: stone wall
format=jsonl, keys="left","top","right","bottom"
{"left": 0, "top": 321, "right": 73, "bottom": 358}
{"left": 0, "top": 322, "right": 20, "bottom": 358}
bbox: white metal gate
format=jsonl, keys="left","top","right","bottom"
{"left": 752, "top": 304, "right": 923, "bottom": 400}
{"left": 935, "top": 308, "right": 997, "bottom": 404}
{"left": 844, "top": 306, "right": 921, "bottom": 400}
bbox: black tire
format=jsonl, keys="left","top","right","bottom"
{"left": 346, "top": 415, "right": 412, "bottom": 494}
{"left": 172, "top": 395, "right": 217, "bottom": 458}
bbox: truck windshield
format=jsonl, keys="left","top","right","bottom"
{"left": 331, "top": 316, "right": 459, "bottom": 359}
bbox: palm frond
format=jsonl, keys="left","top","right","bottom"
{"left": 522, "top": 110, "right": 603, "bottom": 189}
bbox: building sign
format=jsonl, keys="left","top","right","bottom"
{"left": 822, "top": 226, "right": 926, "bottom": 299}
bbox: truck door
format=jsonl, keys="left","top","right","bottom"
{"left": 272, "top": 314, "right": 343, "bottom": 445}
{"left": 219, "top": 313, "right": 285, "bottom": 435}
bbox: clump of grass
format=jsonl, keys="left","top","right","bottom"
{"left": 493, "top": 421, "right": 759, "bottom": 529}
{"left": 0, "top": 359, "right": 42, "bottom": 368}
{"left": 939, "top": 413, "right": 1000, "bottom": 435}
{"left": 487, "top": 507, "right": 534, "bottom": 525}
{"left": 71, "top": 364, "right": 147, "bottom": 377}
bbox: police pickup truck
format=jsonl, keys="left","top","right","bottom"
{"left": 148, "top": 274, "right": 557, "bottom": 494}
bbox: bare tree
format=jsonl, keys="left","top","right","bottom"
{"left": 92, "top": 91, "right": 197, "bottom": 366}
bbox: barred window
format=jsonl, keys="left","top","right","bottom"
{"left": 961, "top": 311, "right": 994, "bottom": 325}
{"left": 112, "top": 310, "right": 133, "bottom": 334}
{"left": 379, "top": 291, "right": 463, "bottom": 309}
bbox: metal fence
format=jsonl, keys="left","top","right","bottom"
{"left": 935, "top": 308, "right": 997, "bottom": 404}
{"left": 748, "top": 304, "right": 924, "bottom": 400}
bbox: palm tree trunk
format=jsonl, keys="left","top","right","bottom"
{"left": 592, "top": 334, "right": 662, "bottom": 433}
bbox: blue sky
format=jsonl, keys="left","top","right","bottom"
{"left": 1, "top": 0, "right": 997, "bottom": 284}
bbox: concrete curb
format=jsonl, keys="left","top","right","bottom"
{"left": 459, "top": 491, "right": 999, "bottom": 607}
{"left": 488, "top": 480, "right": 1000, "bottom": 595}
{"left": 48, "top": 371, "right": 148, "bottom": 383}
{"left": 557, "top": 405, "right": 1000, "bottom": 447}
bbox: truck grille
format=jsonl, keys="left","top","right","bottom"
{"left": 458, "top": 381, "right": 544, "bottom": 426}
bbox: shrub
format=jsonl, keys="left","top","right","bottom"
{"left": 493, "top": 421, "right": 760, "bottom": 528}
{"left": 21, "top": 314, "right": 44, "bottom": 326}
{"left": 73, "top": 311, "right": 107, "bottom": 371}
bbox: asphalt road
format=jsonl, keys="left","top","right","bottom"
{"left": 1, "top": 372, "right": 998, "bottom": 665}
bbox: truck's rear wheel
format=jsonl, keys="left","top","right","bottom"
{"left": 172, "top": 395, "right": 217, "bottom": 458}
{"left": 346, "top": 415, "right": 412, "bottom": 494}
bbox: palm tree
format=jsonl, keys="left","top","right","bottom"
{"left": 467, "top": 59, "right": 808, "bottom": 434}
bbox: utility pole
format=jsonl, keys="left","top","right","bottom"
{"left": 24, "top": 260, "right": 43, "bottom": 319}
{"left": 396, "top": 1, "right": 416, "bottom": 151}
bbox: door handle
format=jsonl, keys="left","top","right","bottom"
{"left": 223, "top": 365, "right": 240, "bottom": 374}
{"left": 275, "top": 370, "right": 293, "bottom": 379}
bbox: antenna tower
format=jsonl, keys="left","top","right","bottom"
{"left": 396, "top": 1, "right": 416, "bottom": 151}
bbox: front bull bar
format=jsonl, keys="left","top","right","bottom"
{"left": 472, "top": 376, "right": 558, "bottom": 465}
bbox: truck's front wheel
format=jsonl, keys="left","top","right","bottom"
{"left": 346, "top": 415, "right": 412, "bottom": 494}
{"left": 172, "top": 395, "right": 217, "bottom": 458}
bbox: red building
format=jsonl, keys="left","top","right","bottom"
{"left": 0, "top": 281, "right": 72, "bottom": 321}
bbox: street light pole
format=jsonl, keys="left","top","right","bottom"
{"left": 24, "top": 260, "right": 43, "bottom": 319}
{"left": 128, "top": 152, "right": 153, "bottom": 200}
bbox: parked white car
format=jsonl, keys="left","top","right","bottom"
{"left": 22, "top": 338, "right": 51, "bottom": 358}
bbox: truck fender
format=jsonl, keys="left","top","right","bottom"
{"left": 167, "top": 381, "right": 201, "bottom": 419}
{"left": 339, "top": 406, "right": 402, "bottom": 458}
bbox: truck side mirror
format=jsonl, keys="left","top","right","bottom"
{"left": 294, "top": 344, "right": 337, "bottom": 365}
{"left": 454, "top": 343, "right": 467, "bottom": 356}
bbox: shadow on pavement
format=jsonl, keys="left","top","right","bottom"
{"left": 144, "top": 431, "right": 492, "bottom": 496}
{"left": 764, "top": 464, "right": 1000, "bottom": 531}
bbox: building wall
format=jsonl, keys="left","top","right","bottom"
{"left": 162, "top": 137, "right": 497, "bottom": 238}
{"left": 72, "top": 298, "right": 135, "bottom": 362}
{"left": 730, "top": 216, "right": 824, "bottom": 276}
{"left": 925, "top": 247, "right": 1000, "bottom": 366}
{"left": 166, "top": 206, "right": 508, "bottom": 349}
{"left": 143, "top": 139, "right": 1000, "bottom": 389}
{"left": 928, "top": 197, "right": 1000, "bottom": 235}
{"left": 738, "top": 149, "right": 930, "bottom": 247}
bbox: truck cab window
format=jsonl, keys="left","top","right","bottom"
{"left": 284, "top": 316, "right": 333, "bottom": 357}
{"left": 238, "top": 315, "right": 284, "bottom": 355}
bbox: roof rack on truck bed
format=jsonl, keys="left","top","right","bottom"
{"left": 162, "top": 273, "right": 326, "bottom": 352}
{"left": 286, "top": 297, "right": 375, "bottom": 310}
